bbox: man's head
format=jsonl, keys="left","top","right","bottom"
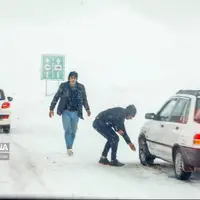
{"left": 68, "top": 71, "right": 78, "bottom": 86}
{"left": 125, "top": 104, "right": 137, "bottom": 120}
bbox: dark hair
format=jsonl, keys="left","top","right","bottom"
{"left": 68, "top": 71, "right": 78, "bottom": 80}
{"left": 125, "top": 104, "right": 137, "bottom": 116}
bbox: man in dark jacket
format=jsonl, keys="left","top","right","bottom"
{"left": 49, "top": 71, "right": 91, "bottom": 156}
{"left": 93, "top": 105, "right": 137, "bottom": 166}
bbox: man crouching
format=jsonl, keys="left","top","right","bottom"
{"left": 93, "top": 105, "right": 136, "bottom": 166}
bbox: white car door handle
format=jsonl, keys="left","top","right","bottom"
{"left": 160, "top": 124, "right": 164, "bottom": 128}
{"left": 173, "top": 126, "right": 179, "bottom": 132}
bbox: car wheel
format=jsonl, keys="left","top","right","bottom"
{"left": 139, "top": 135, "right": 155, "bottom": 166}
{"left": 3, "top": 125, "right": 10, "bottom": 134}
{"left": 174, "top": 148, "right": 191, "bottom": 180}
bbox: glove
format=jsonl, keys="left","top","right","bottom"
{"left": 49, "top": 110, "right": 54, "bottom": 118}
{"left": 129, "top": 143, "right": 136, "bottom": 151}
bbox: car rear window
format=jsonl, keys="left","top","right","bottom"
{"left": 194, "top": 98, "right": 200, "bottom": 123}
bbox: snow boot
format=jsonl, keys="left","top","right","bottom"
{"left": 110, "top": 159, "right": 125, "bottom": 167}
{"left": 99, "top": 157, "right": 111, "bottom": 165}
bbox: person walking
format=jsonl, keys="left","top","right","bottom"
{"left": 49, "top": 71, "right": 91, "bottom": 156}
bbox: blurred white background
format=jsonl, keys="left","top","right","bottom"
{"left": 0, "top": 0, "right": 200, "bottom": 120}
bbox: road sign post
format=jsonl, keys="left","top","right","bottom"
{"left": 41, "top": 54, "right": 65, "bottom": 96}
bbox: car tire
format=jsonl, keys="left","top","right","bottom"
{"left": 174, "top": 148, "right": 191, "bottom": 180}
{"left": 139, "top": 135, "right": 155, "bottom": 166}
{"left": 3, "top": 125, "right": 10, "bottom": 134}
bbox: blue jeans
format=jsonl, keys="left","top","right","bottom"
{"left": 62, "top": 110, "right": 79, "bottom": 149}
{"left": 93, "top": 119, "right": 119, "bottom": 161}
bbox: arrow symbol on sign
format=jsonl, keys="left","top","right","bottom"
{"left": 45, "top": 58, "right": 49, "bottom": 63}
{"left": 56, "top": 59, "right": 60, "bottom": 64}
{"left": 44, "top": 64, "right": 51, "bottom": 71}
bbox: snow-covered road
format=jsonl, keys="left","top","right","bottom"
{"left": 1, "top": 0, "right": 200, "bottom": 198}
{"left": 0, "top": 96, "right": 200, "bottom": 199}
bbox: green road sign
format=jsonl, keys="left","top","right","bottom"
{"left": 41, "top": 54, "right": 65, "bottom": 80}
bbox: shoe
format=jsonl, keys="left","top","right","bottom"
{"left": 110, "top": 159, "right": 125, "bottom": 167}
{"left": 99, "top": 157, "right": 111, "bottom": 165}
{"left": 67, "top": 149, "right": 73, "bottom": 156}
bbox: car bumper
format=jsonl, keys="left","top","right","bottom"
{"left": 0, "top": 115, "right": 10, "bottom": 126}
{"left": 181, "top": 146, "right": 200, "bottom": 167}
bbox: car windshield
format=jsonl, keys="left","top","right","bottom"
{"left": 194, "top": 98, "right": 200, "bottom": 123}
{"left": 0, "top": 90, "right": 5, "bottom": 100}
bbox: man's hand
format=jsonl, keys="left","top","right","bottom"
{"left": 49, "top": 110, "right": 54, "bottom": 118}
{"left": 87, "top": 110, "right": 91, "bottom": 117}
{"left": 118, "top": 130, "right": 124, "bottom": 136}
{"left": 129, "top": 143, "right": 136, "bottom": 151}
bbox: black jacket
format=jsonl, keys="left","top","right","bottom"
{"left": 96, "top": 107, "right": 132, "bottom": 144}
{"left": 50, "top": 81, "right": 90, "bottom": 119}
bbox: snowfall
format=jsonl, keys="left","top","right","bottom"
{"left": 1, "top": 0, "right": 200, "bottom": 199}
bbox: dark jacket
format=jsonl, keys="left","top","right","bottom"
{"left": 50, "top": 81, "right": 90, "bottom": 119}
{"left": 95, "top": 107, "right": 132, "bottom": 144}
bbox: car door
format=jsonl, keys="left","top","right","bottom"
{"left": 146, "top": 98, "right": 178, "bottom": 157}
{"left": 159, "top": 97, "right": 191, "bottom": 162}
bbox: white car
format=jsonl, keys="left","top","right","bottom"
{"left": 0, "top": 89, "right": 13, "bottom": 133}
{"left": 138, "top": 90, "right": 200, "bottom": 180}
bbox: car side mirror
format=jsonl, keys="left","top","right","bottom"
{"left": 145, "top": 113, "right": 156, "bottom": 120}
{"left": 7, "top": 97, "right": 13, "bottom": 101}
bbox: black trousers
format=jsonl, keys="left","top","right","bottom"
{"left": 93, "top": 119, "right": 119, "bottom": 161}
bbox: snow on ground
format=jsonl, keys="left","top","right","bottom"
{"left": 1, "top": 0, "right": 200, "bottom": 198}
{"left": 0, "top": 90, "right": 200, "bottom": 199}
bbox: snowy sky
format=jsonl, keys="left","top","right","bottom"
{"left": 0, "top": 0, "right": 200, "bottom": 113}
{"left": 1, "top": 2, "right": 200, "bottom": 197}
